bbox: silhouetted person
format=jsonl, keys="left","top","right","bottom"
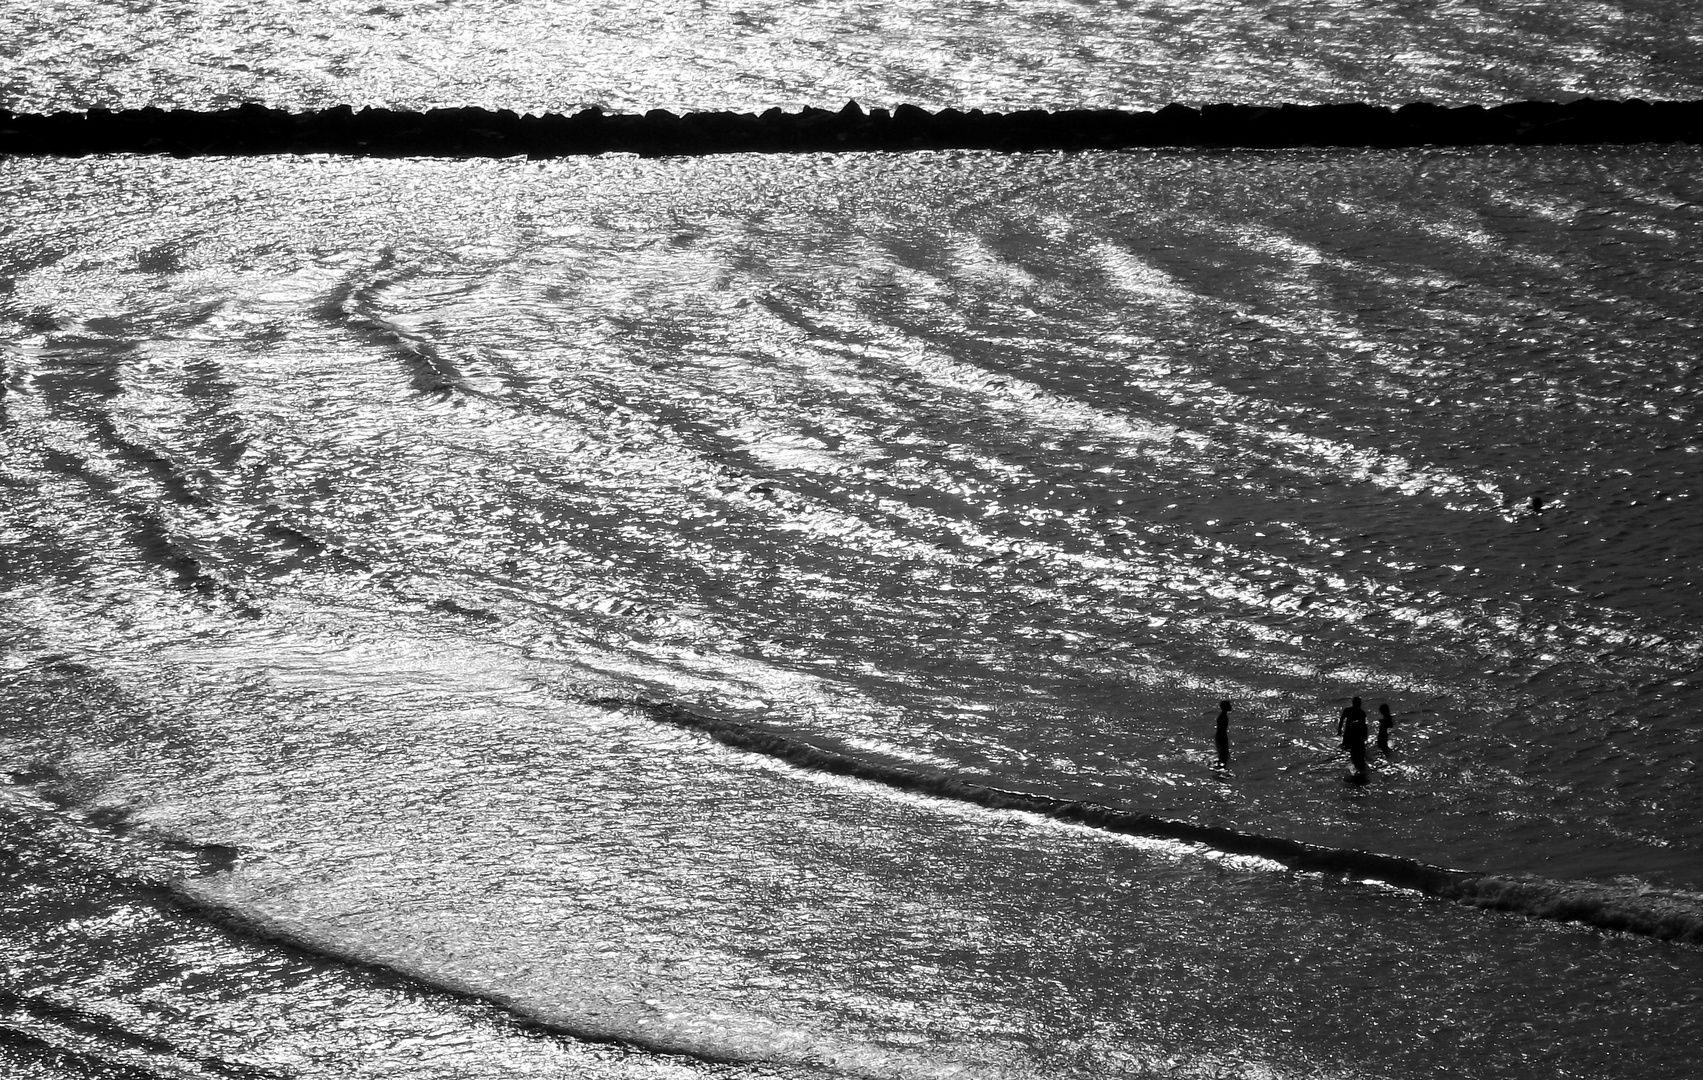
{"left": 1338, "top": 696, "right": 1365, "bottom": 749}
{"left": 1338, "top": 696, "right": 1368, "bottom": 782}
{"left": 1213, "top": 700, "right": 1232, "bottom": 767}
{"left": 1376, "top": 702, "right": 1394, "bottom": 758}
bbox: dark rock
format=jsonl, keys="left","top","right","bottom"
{"left": 1394, "top": 101, "right": 1452, "bottom": 145}
{"left": 1309, "top": 102, "right": 1394, "bottom": 146}
{"left": 891, "top": 103, "right": 932, "bottom": 126}
{"left": 1149, "top": 102, "right": 1199, "bottom": 146}
{"left": 2, "top": 99, "right": 1701, "bottom": 159}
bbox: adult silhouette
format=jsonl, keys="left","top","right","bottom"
{"left": 1338, "top": 696, "right": 1369, "bottom": 781}
{"left": 1214, "top": 700, "right": 1233, "bottom": 767}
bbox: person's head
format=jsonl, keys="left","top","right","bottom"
{"left": 1219, "top": 700, "right": 1232, "bottom": 712}
{"left": 1351, "top": 696, "right": 1362, "bottom": 706}
{"left": 1380, "top": 702, "right": 1392, "bottom": 716}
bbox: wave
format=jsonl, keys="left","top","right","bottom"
{"left": 317, "top": 262, "right": 470, "bottom": 395}
{"left": 1439, "top": 875, "right": 1703, "bottom": 942}
{"left": 89, "top": 414, "right": 211, "bottom": 509}
{"left": 592, "top": 695, "right": 1703, "bottom": 946}
{"left": 0, "top": 985, "right": 281, "bottom": 1080}
{"left": 26, "top": 444, "right": 260, "bottom": 615}
{"left": 149, "top": 883, "right": 779, "bottom": 1071}
{"left": 0, "top": 786, "right": 781, "bottom": 1076}
{"left": 0, "top": 1023, "right": 184, "bottom": 1080}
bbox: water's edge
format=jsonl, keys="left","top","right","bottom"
{"left": 593, "top": 697, "right": 1703, "bottom": 945}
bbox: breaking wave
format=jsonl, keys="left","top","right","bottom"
{"left": 594, "top": 696, "right": 1703, "bottom": 945}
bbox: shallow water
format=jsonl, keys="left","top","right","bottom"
{"left": 7, "top": 0, "right": 1703, "bottom": 1071}
{"left": 2, "top": 148, "right": 1701, "bottom": 1077}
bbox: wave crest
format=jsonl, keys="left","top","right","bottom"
{"left": 594, "top": 695, "right": 1703, "bottom": 945}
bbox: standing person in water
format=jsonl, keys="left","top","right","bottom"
{"left": 1214, "top": 700, "right": 1233, "bottom": 768}
{"left": 1338, "top": 696, "right": 1369, "bottom": 782}
{"left": 1376, "top": 703, "right": 1394, "bottom": 758}
{"left": 1337, "top": 696, "right": 1366, "bottom": 750}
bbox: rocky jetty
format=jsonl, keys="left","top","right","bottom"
{"left": 3, "top": 99, "right": 1699, "bottom": 158}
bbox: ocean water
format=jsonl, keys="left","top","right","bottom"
{"left": 4, "top": 0, "right": 1703, "bottom": 113}
{"left": 3, "top": 3, "right": 1703, "bottom": 1079}
{"left": 5, "top": 145, "right": 1702, "bottom": 1079}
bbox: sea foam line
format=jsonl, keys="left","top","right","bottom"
{"left": 147, "top": 883, "right": 768, "bottom": 1072}
{"left": 0, "top": 784, "right": 830, "bottom": 1077}
{"left": 592, "top": 696, "right": 1703, "bottom": 946}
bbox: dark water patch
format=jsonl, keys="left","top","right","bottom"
{"left": 0, "top": 987, "right": 281, "bottom": 1080}
{"left": 251, "top": 517, "right": 329, "bottom": 556}
{"left": 123, "top": 507, "right": 257, "bottom": 616}
{"left": 243, "top": 508, "right": 375, "bottom": 577}
{"left": 3, "top": 769, "right": 244, "bottom": 881}
{"left": 1, "top": 992, "right": 147, "bottom": 1052}
{"left": 30, "top": 335, "right": 135, "bottom": 406}
{"left": 178, "top": 356, "right": 249, "bottom": 470}
{"left": 424, "top": 596, "right": 503, "bottom": 623}
{"left": 594, "top": 695, "right": 1703, "bottom": 945}
{"left": 0, "top": 1023, "right": 181, "bottom": 1080}
{"left": 131, "top": 242, "right": 183, "bottom": 276}
{"left": 3, "top": 101, "right": 1702, "bottom": 158}
{"left": 0, "top": 448, "right": 259, "bottom": 611}
{"left": 81, "top": 299, "right": 229, "bottom": 337}
{"left": 23, "top": 443, "right": 328, "bottom": 599}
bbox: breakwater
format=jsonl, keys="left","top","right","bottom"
{"left": 3, "top": 98, "right": 1701, "bottom": 158}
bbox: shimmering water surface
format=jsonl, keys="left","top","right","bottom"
{"left": 2, "top": 147, "right": 1701, "bottom": 1078}
{"left": 3, "top": 0, "right": 1703, "bottom": 113}
{"left": 5, "top": 0, "right": 1703, "bottom": 1074}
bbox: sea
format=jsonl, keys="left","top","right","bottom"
{"left": 2, "top": 2, "right": 1702, "bottom": 1078}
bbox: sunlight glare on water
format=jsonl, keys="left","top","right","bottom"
{"left": 2, "top": 0, "right": 1702, "bottom": 113}
{"left": 2, "top": 146, "right": 1702, "bottom": 1077}
{"left": 5, "top": 0, "right": 1703, "bottom": 1069}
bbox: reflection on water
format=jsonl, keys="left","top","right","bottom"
{"left": 7, "top": 148, "right": 1700, "bottom": 878}
{"left": 2, "top": 0, "right": 1702, "bottom": 113}
{"left": 2, "top": 148, "right": 1703, "bottom": 1077}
